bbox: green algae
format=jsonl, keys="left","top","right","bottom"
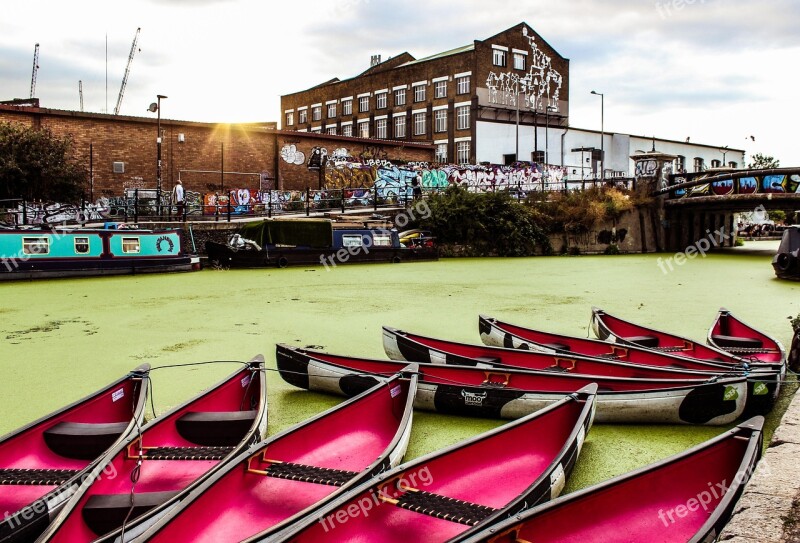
{"left": 0, "top": 241, "right": 797, "bottom": 496}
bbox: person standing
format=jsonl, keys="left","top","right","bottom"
{"left": 173, "top": 180, "right": 185, "bottom": 217}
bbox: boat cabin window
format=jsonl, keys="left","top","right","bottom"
{"left": 74, "top": 237, "right": 90, "bottom": 254}
{"left": 373, "top": 234, "right": 393, "bottom": 247}
{"left": 22, "top": 237, "right": 50, "bottom": 255}
{"left": 121, "top": 237, "right": 141, "bottom": 254}
{"left": 342, "top": 235, "right": 364, "bottom": 248}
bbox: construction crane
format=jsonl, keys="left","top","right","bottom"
{"left": 79, "top": 80, "right": 84, "bottom": 112}
{"left": 30, "top": 43, "right": 39, "bottom": 99}
{"left": 113, "top": 27, "right": 140, "bottom": 115}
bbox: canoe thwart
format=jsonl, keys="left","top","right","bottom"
{"left": 383, "top": 487, "right": 498, "bottom": 526}
{"left": 175, "top": 410, "right": 257, "bottom": 447}
{"left": 0, "top": 468, "right": 80, "bottom": 486}
{"left": 623, "top": 335, "right": 660, "bottom": 348}
{"left": 82, "top": 490, "right": 181, "bottom": 536}
{"left": 126, "top": 445, "right": 234, "bottom": 461}
{"left": 248, "top": 459, "right": 358, "bottom": 487}
{"left": 711, "top": 334, "right": 765, "bottom": 350}
{"left": 43, "top": 421, "right": 131, "bottom": 460}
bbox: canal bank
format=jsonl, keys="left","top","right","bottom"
{"left": 0, "top": 244, "right": 797, "bottom": 534}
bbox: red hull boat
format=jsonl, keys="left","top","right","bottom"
{"left": 271, "top": 385, "right": 598, "bottom": 543}
{"left": 276, "top": 344, "right": 749, "bottom": 425}
{"left": 708, "top": 308, "right": 786, "bottom": 365}
{"left": 37, "top": 357, "right": 268, "bottom": 543}
{"left": 0, "top": 366, "right": 150, "bottom": 543}
{"left": 134, "top": 370, "right": 418, "bottom": 542}
{"left": 458, "top": 416, "right": 763, "bottom": 543}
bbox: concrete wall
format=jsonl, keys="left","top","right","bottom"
{"left": 549, "top": 206, "right": 658, "bottom": 254}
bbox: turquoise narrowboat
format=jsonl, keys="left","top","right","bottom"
{"left": 0, "top": 224, "right": 200, "bottom": 280}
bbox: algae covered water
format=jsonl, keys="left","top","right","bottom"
{"left": 0, "top": 243, "right": 797, "bottom": 493}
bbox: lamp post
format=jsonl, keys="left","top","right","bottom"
{"left": 721, "top": 146, "right": 729, "bottom": 167}
{"left": 591, "top": 90, "right": 604, "bottom": 181}
{"left": 148, "top": 95, "right": 168, "bottom": 215}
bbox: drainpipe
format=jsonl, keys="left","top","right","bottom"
{"left": 560, "top": 127, "right": 569, "bottom": 167}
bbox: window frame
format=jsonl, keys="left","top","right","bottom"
{"left": 22, "top": 237, "right": 49, "bottom": 255}
{"left": 434, "top": 110, "right": 447, "bottom": 133}
{"left": 413, "top": 84, "right": 426, "bottom": 103}
{"left": 342, "top": 99, "right": 353, "bottom": 116}
{"left": 311, "top": 106, "right": 322, "bottom": 121}
{"left": 395, "top": 88, "right": 407, "bottom": 106}
{"left": 327, "top": 103, "right": 337, "bottom": 118}
{"left": 492, "top": 49, "right": 507, "bottom": 67}
{"left": 394, "top": 116, "right": 406, "bottom": 138}
{"left": 456, "top": 75, "right": 471, "bottom": 95}
{"left": 456, "top": 141, "right": 471, "bottom": 164}
{"left": 359, "top": 96, "right": 370, "bottom": 113}
{"left": 375, "top": 118, "right": 388, "bottom": 139}
{"left": 376, "top": 92, "right": 387, "bottom": 109}
{"left": 121, "top": 237, "right": 141, "bottom": 254}
{"left": 513, "top": 52, "right": 526, "bottom": 71}
{"left": 413, "top": 112, "right": 426, "bottom": 136}
{"left": 74, "top": 237, "right": 90, "bottom": 254}
{"left": 434, "top": 80, "right": 447, "bottom": 99}
{"left": 456, "top": 106, "right": 470, "bottom": 130}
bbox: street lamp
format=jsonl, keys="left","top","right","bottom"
{"left": 591, "top": 90, "right": 604, "bottom": 181}
{"left": 148, "top": 94, "right": 168, "bottom": 214}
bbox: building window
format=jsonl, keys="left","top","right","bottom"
{"left": 22, "top": 237, "right": 49, "bottom": 255}
{"left": 513, "top": 52, "right": 526, "bottom": 71}
{"left": 435, "top": 143, "right": 447, "bottom": 163}
{"left": 413, "top": 84, "right": 426, "bottom": 103}
{"left": 693, "top": 157, "right": 705, "bottom": 172}
{"left": 676, "top": 155, "right": 686, "bottom": 173}
{"left": 327, "top": 103, "right": 336, "bottom": 118}
{"left": 492, "top": 49, "right": 507, "bottom": 67}
{"left": 285, "top": 112, "right": 294, "bottom": 126}
{"left": 394, "top": 116, "right": 406, "bottom": 138}
{"left": 312, "top": 106, "right": 322, "bottom": 121}
{"left": 710, "top": 159, "right": 721, "bottom": 168}
{"left": 728, "top": 161, "right": 738, "bottom": 169}
{"left": 359, "top": 96, "right": 370, "bottom": 112}
{"left": 74, "top": 237, "right": 90, "bottom": 254}
{"left": 456, "top": 106, "right": 470, "bottom": 130}
{"left": 298, "top": 109, "right": 308, "bottom": 124}
{"left": 121, "top": 237, "right": 140, "bottom": 254}
{"left": 358, "top": 121, "right": 369, "bottom": 138}
{"left": 456, "top": 76, "right": 470, "bottom": 95}
{"left": 456, "top": 141, "right": 470, "bottom": 164}
{"left": 413, "top": 112, "right": 426, "bottom": 136}
{"left": 376, "top": 92, "right": 387, "bottom": 109}
{"left": 342, "top": 124, "right": 353, "bottom": 137}
{"left": 395, "top": 88, "right": 406, "bottom": 106}
{"left": 310, "top": 127, "right": 322, "bottom": 133}
{"left": 434, "top": 80, "right": 447, "bottom": 99}
{"left": 434, "top": 110, "right": 447, "bottom": 133}
{"left": 376, "top": 118, "right": 387, "bottom": 139}
{"left": 342, "top": 99, "right": 352, "bottom": 115}
{"left": 327, "top": 127, "right": 337, "bottom": 135}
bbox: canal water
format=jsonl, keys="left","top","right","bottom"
{"left": 0, "top": 241, "right": 797, "bottom": 493}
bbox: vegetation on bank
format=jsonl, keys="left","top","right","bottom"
{"left": 415, "top": 185, "right": 644, "bottom": 257}
{"left": 0, "top": 122, "right": 86, "bottom": 202}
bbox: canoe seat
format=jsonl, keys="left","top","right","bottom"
{"left": 392, "top": 489, "right": 497, "bottom": 526}
{"left": 542, "top": 343, "right": 571, "bottom": 352}
{"left": 82, "top": 490, "right": 180, "bottom": 536}
{"left": 0, "top": 468, "right": 79, "bottom": 485}
{"left": 624, "top": 335, "right": 660, "bottom": 348}
{"left": 175, "top": 410, "right": 257, "bottom": 447}
{"left": 711, "top": 334, "right": 763, "bottom": 350}
{"left": 259, "top": 461, "right": 358, "bottom": 486}
{"left": 43, "top": 421, "right": 131, "bottom": 460}
{"left": 130, "top": 446, "right": 234, "bottom": 460}
{"left": 473, "top": 356, "right": 502, "bottom": 366}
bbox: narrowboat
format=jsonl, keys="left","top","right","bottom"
{"left": 0, "top": 224, "right": 200, "bottom": 280}
{"left": 773, "top": 225, "right": 800, "bottom": 280}
{"left": 206, "top": 219, "right": 437, "bottom": 269}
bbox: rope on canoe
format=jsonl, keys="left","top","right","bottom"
{"left": 263, "top": 462, "right": 358, "bottom": 486}
{"left": 394, "top": 490, "right": 497, "bottom": 526}
{"left": 131, "top": 446, "right": 234, "bottom": 460}
{"left": 0, "top": 468, "right": 79, "bottom": 485}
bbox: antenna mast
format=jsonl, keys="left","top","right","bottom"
{"left": 30, "top": 43, "right": 40, "bottom": 98}
{"left": 114, "top": 27, "right": 141, "bottom": 115}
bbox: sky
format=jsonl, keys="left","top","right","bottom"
{"left": 1, "top": 0, "right": 799, "bottom": 165}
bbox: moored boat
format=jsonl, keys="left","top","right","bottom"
{"left": 383, "top": 326, "right": 724, "bottom": 381}
{"left": 263, "top": 384, "right": 598, "bottom": 543}
{"left": 276, "top": 344, "right": 749, "bottom": 425}
{"left": 0, "top": 224, "right": 200, "bottom": 281}
{"left": 0, "top": 366, "right": 150, "bottom": 543}
{"left": 133, "top": 369, "right": 418, "bottom": 542}
{"left": 457, "top": 416, "right": 764, "bottom": 543}
{"left": 591, "top": 307, "right": 782, "bottom": 417}
{"left": 36, "top": 357, "right": 268, "bottom": 543}
{"left": 708, "top": 308, "right": 786, "bottom": 365}
{"left": 206, "top": 218, "right": 437, "bottom": 269}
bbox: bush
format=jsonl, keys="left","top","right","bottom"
{"left": 420, "top": 187, "right": 552, "bottom": 256}
{"left": 604, "top": 244, "right": 620, "bottom": 255}
{"left": 539, "top": 187, "right": 635, "bottom": 233}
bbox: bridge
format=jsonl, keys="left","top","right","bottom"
{"left": 650, "top": 166, "right": 800, "bottom": 252}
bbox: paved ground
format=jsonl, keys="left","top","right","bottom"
{"left": 720, "top": 384, "right": 800, "bottom": 542}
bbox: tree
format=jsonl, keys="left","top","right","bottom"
{"left": 0, "top": 122, "right": 87, "bottom": 202}
{"left": 747, "top": 153, "right": 780, "bottom": 169}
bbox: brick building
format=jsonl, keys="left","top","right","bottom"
{"left": 0, "top": 103, "right": 433, "bottom": 198}
{"left": 281, "top": 22, "right": 568, "bottom": 166}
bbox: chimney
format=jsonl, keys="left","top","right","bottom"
{"left": 370, "top": 54, "right": 381, "bottom": 67}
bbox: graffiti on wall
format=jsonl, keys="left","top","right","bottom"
{"left": 280, "top": 144, "right": 306, "bottom": 165}
{"left": 486, "top": 28, "right": 563, "bottom": 114}
{"left": 670, "top": 172, "right": 800, "bottom": 198}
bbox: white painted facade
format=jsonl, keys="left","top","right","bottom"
{"left": 476, "top": 121, "right": 745, "bottom": 180}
